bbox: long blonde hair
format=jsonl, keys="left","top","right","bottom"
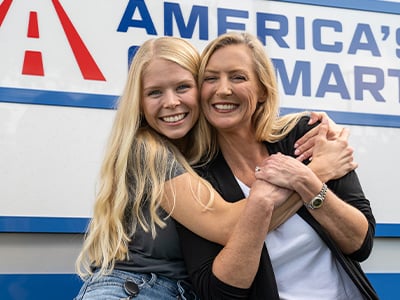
{"left": 76, "top": 37, "right": 211, "bottom": 279}
{"left": 198, "top": 32, "right": 308, "bottom": 158}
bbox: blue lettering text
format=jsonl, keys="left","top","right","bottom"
{"left": 388, "top": 69, "right": 400, "bottom": 102}
{"left": 348, "top": 24, "right": 381, "bottom": 56}
{"left": 313, "top": 19, "right": 342, "bottom": 53}
{"left": 217, "top": 8, "right": 248, "bottom": 35}
{"left": 117, "top": 0, "right": 157, "bottom": 34}
{"left": 257, "top": 13, "right": 289, "bottom": 47}
{"left": 354, "top": 66, "right": 384, "bottom": 101}
{"left": 273, "top": 59, "right": 311, "bottom": 96}
{"left": 316, "top": 64, "right": 350, "bottom": 99}
{"left": 164, "top": 3, "right": 208, "bottom": 39}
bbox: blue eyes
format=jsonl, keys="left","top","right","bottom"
{"left": 148, "top": 90, "right": 161, "bottom": 97}
{"left": 177, "top": 84, "right": 191, "bottom": 91}
{"left": 146, "top": 84, "right": 192, "bottom": 97}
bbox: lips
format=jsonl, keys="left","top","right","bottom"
{"left": 213, "top": 103, "right": 238, "bottom": 111}
{"left": 160, "top": 113, "right": 187, "bottom": 123}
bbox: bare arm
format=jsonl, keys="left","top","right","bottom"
{"left": 175, "top": 179, "right": 292, "bottom": 297}
{"left": 163, "top": 117, "right": 357, "bottom": 244}
{"left": 161, "top": 171, "right": 298, "bottom": 245}
{"left": 255, "top": 121, "right": 369, "bottom": 254}
{"left": 161, "top": 173, "right": 245, "bottom": 245}
{"left": 257, "top": 154, "right": 368, "bottom": 254}
{"left": 294, "top": 171, "right": 368, "bottom": 254}
{"left": 212, "top": 179, "right": 290, "bottom": 288}
{"left": 264, "top": 116, "right": 358, "bottom": 230}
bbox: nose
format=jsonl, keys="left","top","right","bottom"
{"left": 163, "top": 90, "right": 180, "bottom": 108}
{"left": 215, "top": 78, "right": 232, "bottom": 97}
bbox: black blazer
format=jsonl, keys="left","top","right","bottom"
{"left": 176, "top": 117, "right": 379, "bottom": 299}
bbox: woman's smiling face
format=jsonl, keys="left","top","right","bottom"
{"left": 200, "top": 44, "right": 265, "bottom": 134}
{"left": 141, "top": 58, "right": 199, "bottom": 140}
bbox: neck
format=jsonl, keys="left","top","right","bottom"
{"left": 218, "top": 130, "right": 268, "bottom": 187}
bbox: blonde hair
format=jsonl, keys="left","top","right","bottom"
{"left": 76, "top": 37, "right": 212, "bottom": 279}
{"left": 198, "top": 32, "right": 308, "bottom": 158}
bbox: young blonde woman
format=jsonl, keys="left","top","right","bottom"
{"left": 177, "top": 32, "right": 378, "bottom": 299}
{"left": 74, "top": 36, "right": 356, "bottom": 300}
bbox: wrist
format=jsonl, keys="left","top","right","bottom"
{"left": 248, "top": 188, "right": 275, "bottom": 214}
{"left": 304, "top": 183, "right": 328, "bottom": 209}
{"left": 292, "top": 167, "right": 321, "bottom": 198}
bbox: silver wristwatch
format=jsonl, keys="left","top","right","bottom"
{"left": 304, "top": 183, "right": 328, "bottom": 209}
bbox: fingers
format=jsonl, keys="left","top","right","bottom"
{"left": 295, "top": 118, "right": 328, "bottom": 159}
{"left": 255, "top": 153, "right": 281, "bottom": 181}
{"left": 296, "top": 149, "right": 313, "bottom": 162}
{"left": 308, "top": 111, "right": 327, "bottom": 125}
{"left": 309, "top": 111, "right": 347, "bottom": 140}
{"left": 294, "top": 126, "right": 317, "bottom": 149}
{"left": 257, "top": 154, "right": 313, "bottom": 191}
{"left": 294, "top": 137, "right": 315, "bottom": 160}
{"left": 294, "top": 112, "right": 328, "bottom": 154}
{"left": 317, "top": 117, "right": 329, "bottom": 138}
{"left": 254, "top": 166, "right": 269, "bottom": 181}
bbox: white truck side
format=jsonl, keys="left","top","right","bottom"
{"left": 1, "top": 1, "right": 399, "bottom": 299}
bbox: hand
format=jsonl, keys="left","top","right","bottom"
{"left": 255, "top": 153, "right": 313, "bottom": 191}
{"left": 294, "top": 111, "right": 344, "bottom": 161}
{"left": 250, "top": 179, "right": 292, "bottom": 209}
{"left": 309, "top": 117, "right": 358, "bottom": 181}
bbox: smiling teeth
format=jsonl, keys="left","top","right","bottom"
{"left": 215, "top": 104, "right": 237, "bottom": 110}
{"left": 162, "top": 113, "right": 185, "bottom": 123}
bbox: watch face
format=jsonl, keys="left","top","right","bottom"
{"left": 312, "top": 196, "right": 323, "bottom": 208}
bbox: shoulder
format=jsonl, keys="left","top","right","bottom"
{"left": 267, "top": 115, "right": 317, "bottom": 156}
{"left": 165, "top": 149, "right": 187, "bottom": 179}
{"left": 290, "top": 115, "right": 317, "bottom": 140}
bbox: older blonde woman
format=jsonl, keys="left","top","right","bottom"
{"left": 177, "top": 32, "right": 378, "bottom": 300}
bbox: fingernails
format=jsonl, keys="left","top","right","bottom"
{"left": 294, "top": 143, "right": 298, "bottom": 148}
{"left": 294, "top": 149, "right": 300, "bottom": 155}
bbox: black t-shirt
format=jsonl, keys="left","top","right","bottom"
{"left": 114, "top": 151, "right": 189, "bottom": 280}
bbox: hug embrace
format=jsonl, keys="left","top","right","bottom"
{"left": 74, "top": 32, "right": 378, "bottom": 300}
